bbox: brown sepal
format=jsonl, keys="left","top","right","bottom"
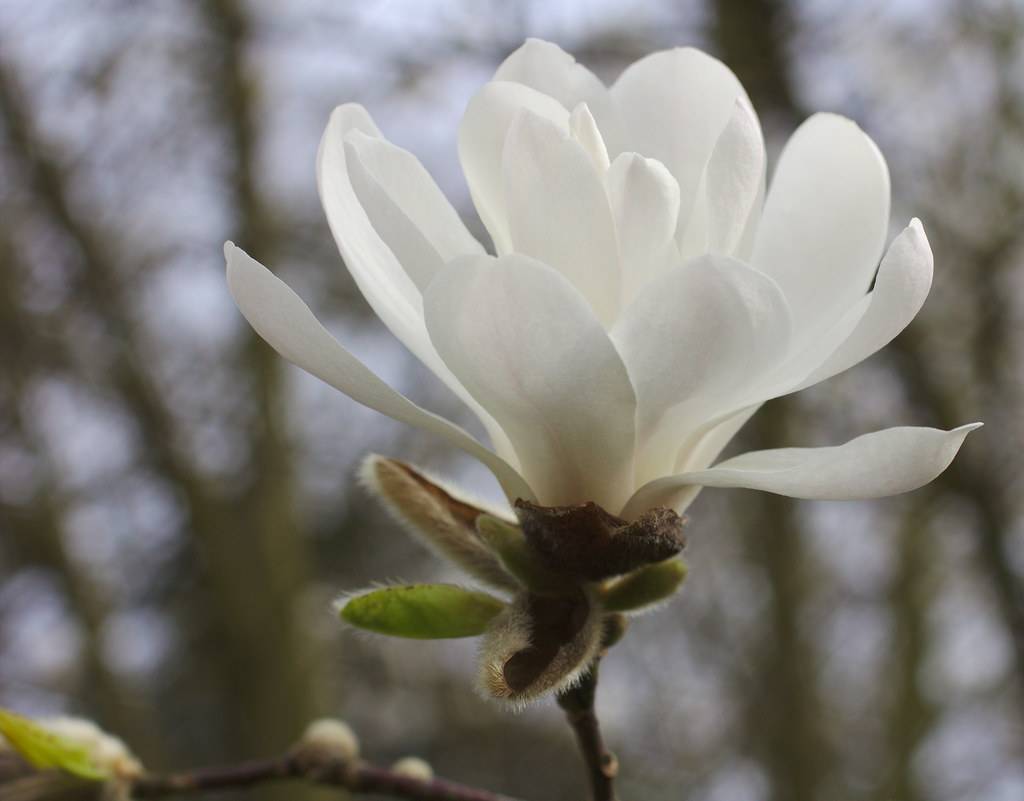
{"left": 514, "top": 499, "right": 686, "bottom": 581}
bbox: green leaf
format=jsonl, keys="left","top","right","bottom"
{"left": 339, "top": 584, "right": 505, "bottom": 638}
{"left": 0, "top": 708, "right": 109, "bottom": 781}
{"left": 601, "top": 559, "right": 688, "bottom": 613}
{"left": 475, "top": 515, "right": 566, "bottom": 595}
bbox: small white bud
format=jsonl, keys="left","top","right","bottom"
{"left": 391, "top": 756, "right": 433, "bottom": 782}
{"left": 298, "top": 718, "right": 360, "bottom": 762}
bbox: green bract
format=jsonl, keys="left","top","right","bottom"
{"left": 601, "top": 559, "right": 688, "bottom": 613}
{"left": 340, "top": 584, "right": 506, "bottom": 639}
{"left": 0, "top": 708, "right": 109, "bottom": 781}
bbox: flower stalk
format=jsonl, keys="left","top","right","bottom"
{"left": 556, "top": 639, "right": 618, "bottom": 801}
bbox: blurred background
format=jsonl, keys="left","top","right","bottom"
{"left": 0, "top": 1, "right": 1022, "bottom": 799}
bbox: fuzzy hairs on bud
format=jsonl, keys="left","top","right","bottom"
{"left": 359, "top": 455, "right": 520, "bottom": 591}
{"left": 477, "top": 590, "right": 604, "bottom": 708}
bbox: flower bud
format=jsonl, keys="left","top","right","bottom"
{"left": 297, "top": 718, "right": 360, "bottom": 763}
{"left": 37, "top": 717, "right": 142, "bottom": 780}
{"left": 391, "top": 756, "right": 433, "bottom": 781}
{"left": 361, "top": 455, "right": 519, "bottom": 591}
{"left": 477, "top": 589, "right": 604, "bottom": 706}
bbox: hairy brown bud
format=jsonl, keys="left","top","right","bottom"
{"left": 514, "top": 500, "right": 685, "bottom": 581}
{"left": 477, "top": 589, "right": 603, "bottom": 705}
{"left": 361, "top": 455, "right": 519, "bottom": 591}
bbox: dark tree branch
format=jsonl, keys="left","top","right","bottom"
{"left": 131, "top": 752, "right": 525, "bottom": 801}
{"left": 556, "top": 656, "right": 618, "bottom": 801}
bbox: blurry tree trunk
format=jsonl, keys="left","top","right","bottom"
{"left": 880, "top": 495, "right": 936, "bottom": 801}
{"left": 0, "top": 2, "right": 321, "bottom": 783}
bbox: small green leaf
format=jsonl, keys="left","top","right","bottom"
{"left": 476, "top": 515, "right": 566, "bottom": 594}
{"left": 0, "top": 708, "right": 108, "bottom": 781}
{"left": 601, "top": 559, "right": 688, "bottom": 613}
{"left": 339, "top": 584, "right": 505, "bottom": 639}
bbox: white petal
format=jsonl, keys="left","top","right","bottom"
{"left": 798, "top": 219, "right": 933, "bottom": 388}
{"left": 752, "top": 113, "right": 891, "bottom": 334}
{"left": 318, "top": 106, "right": 516, "bottom": 460}
{"left": 611, "top": 256, "right": 791, "bottom": 484}
{"left": 225, "top": 244, "right": 533, "bottom": 504}
{"left": 610, "top": 48, "right": 744, "bottom": 234}
{"left": 344, "top": 130, "right": 484, "bottom": 291}
{"left": 459, "top": 81, "right": 568, "bottom": 253}
{"left": 628, "top": 404, "right": 760, "bottom": 518}
{"left": 317, "top": 105, "right": 421, "bottom": 348}
{"left": 703, "top": 98, "right": 766, "bottom": 255}
{"left": 570, "top": 102, "right": 611, "bottom": 172}
{"left": 606, "top": 152, "right": 680, "bottom": 301}
{"left": 494, "top": 38, "right": 614, "bottom": 134}
{"left": 621, "top": 424, "right": 981, "bottom": 518}
{"left": 503, "top": 111, "right": 621, "bottom": 325}
{"left": 676, "top": 404, "right": 761, "bottom": 472}
{"left": 423, "top": 253, "right": 637, "bottom": 511}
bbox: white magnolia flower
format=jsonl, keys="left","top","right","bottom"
{"left": 226, "top": 38, "right": 979, "bottom": 519}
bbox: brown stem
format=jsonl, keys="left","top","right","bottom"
{"left": 556, "top": 656, "right": 618, "bottom": 801}
{"left": 132, "top": 752, "right": 524, "bottom": 801}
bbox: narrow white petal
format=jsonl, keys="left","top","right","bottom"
{"left": 676, "top": 405, "right": 761, "bottom": 472}
{"left": 459, "top": 81, "right": 569, "bottom": 253}
{"left": 621, "top": 424, "right": 981, "bottom": 519}
{"left": 343, "top": 139, "right": 444, "bottom": 292}
{"left": 612, "top": 256, "right": 791, "bottom": 483}
{"left": 318, "top": 105, "right": 516, "bottom": 460}
{"left": 503, "top": 111, "right": 621, "bottom": 325}
{"left": 611, "top": 48, "right": 743, "bottom": 234}
{"left": 344, "top": 130, "right": 484, "bottom": 288}
{"left": 570, "top": 102, "right": 611, "bottom": 172}
{"left": 494, "top": 38, "right": 615, "bottom": 134}
{"left": 752, "top": 113, "right": 891, "bottom": 334}
{"left": 606, "top": 152, "right": 680, "bottom": 301}
{"left": 225, "top": 244, "right": 533, "bottom": 503}
{"left": 799, "top": 219, "right": 933, "bottom": 388}
{"left": 317, "top": 105, "right": 422, "bottom": 348}
{"left": 423, "top": 253, "right": 637, "bottom": 511}
{"left": 703, "top": 99, "right": 766, "bottom": 255}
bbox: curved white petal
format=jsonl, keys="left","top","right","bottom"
{"left": 570, "top": 102, "right": 611, "bottom": 172}
{"left": 318, "top": 105, "right": 516, "bottom": 461}
{"left": 344, "top": 130, "right": 484, "bottom": 291}
{"left": 752, "top": 113, "right": 891, "bottom": 335}
{"left": 611, "top": 256, "right": 791, "bottom": 484}
{"left": 317, "top": 105, "right": 421, "bottom": 347}
{"left": 494, "top": 38, "right": 615, "bottom": 136}
{"left": 606, "top": 152, "right": 680, "bottom": 302}
{"left": 610, "top": 48, "right": 743, "bottom": 235}
{"left": 676, "top": 404, "right": 761, "bottom": 473}
{"left": 703, "top": 98, "right": 766, "bottom": 256}
{"left": 621, "top": 424, "right": 981, "bottom": 519}
{"left": 503, "top": 110, "right": 621, "bottom": 325}
{"left": 648, "top": 404, "right": 763, "bottom": 517}
{"left": 423, "top": 253, "right": 637, "bottom": 511}
{"left": 225, "top": 244, "right": 534, "bottom": 503}
{"left": 342, "top": 141, "right": 441, "bottom": 293}
{"left": 798, "top": 219, "right": 933, "bottom": 388}
{"left": 459, "top": 82, "right": 569, "bottom": 253}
